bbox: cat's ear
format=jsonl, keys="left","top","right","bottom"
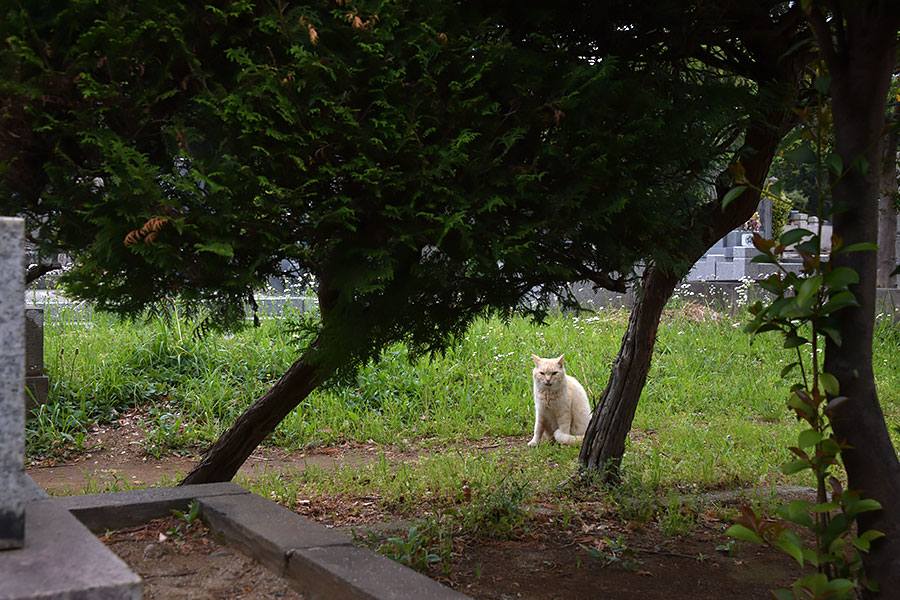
{"left": 556, "top": 354, "right": 565, "bottom": 366}
{"left": 531, "top": 354, "right": 541, "bottom": 365}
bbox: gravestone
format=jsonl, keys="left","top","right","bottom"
{"left": 0, "top": 218, "right": 143, "bottom": 598}
{"left": 24, "top": 307, "right": 48, "bottom": 411}
{"left": 0, "top": 218, "right": 25, "bottom": 550}
{"left": 759, "top": 196, "right": 773, "bottom": 239}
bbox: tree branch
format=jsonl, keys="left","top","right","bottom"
{"left": 805, "top": 4, "right": 839, "bottom": 70}
{"left": 25, "top": 262, "right": 62, "bottom": 286}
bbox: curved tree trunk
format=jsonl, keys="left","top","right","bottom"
{"left": 578, "top": 266, "right": 678, "bottom": 481}
{"left": 180, "top": 341, "right": 329, "bottom": 485}
{"left": 813, "top": 4, "right": 900, "bottom": 594}
{"left": 578, "top": 33, "right": 805, "bottom": 481}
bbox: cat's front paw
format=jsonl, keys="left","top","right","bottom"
{"left": 527, "top": 438, "right": 539, "bottom": 447}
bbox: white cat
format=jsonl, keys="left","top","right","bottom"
{"left": 528, "top": 354, "right": 591, "bottom": 446}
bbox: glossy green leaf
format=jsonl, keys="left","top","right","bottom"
{"left": 833, "top": 242, "right": 878, "bottom": 255}
{"left": 858, "top": 529, "right": 885, "bottom": 545}
{"left": 821, "top": 291, "right": 860, "bottom": 314}
{"left": 782, "top": 459, "right": 810, "bottom": 475}
{"left": 847, "top": 498, "right": 883, "bottom": 518}
{"left": 783, "top": 334, "right": 809, "bottom": 349}
{"left": 722, "top": 185, "right": 748, "bottom": 209}
{"left": 823, "top": 267, "right": 858, "bottom": 290}
{"left": 813, "top": 73, "right": 831, "bottom": 95}
{"left": 810, "top": 502, "right": 839, "bottom": 512}
{"left": 725, "top": 524, "right": 763, "bottom": 544}
{"left": 819, "top": 438, "right": 842, "bottom": 455}
{"left": 819, "top": 372, "right": 839, "bottom": 396}
{"left": 787, "top": 395, "right": 814, "bottom": 418}
{"left": 750, "top": 254, "right": 779, "bottom": 264}
{"left": 776, "top": 500, "right": 813, "bottom": 528}
{"left": 755, "top": 323, "right": 783, "bottom": 334}
{"left": 797, "top": 428, "right": 822, "bottom": 449}
{"left": 824, "top": 152, "right": 842, "bottom": 176}
{"left": 759, "top": 275, "right": 786, "bottom": 294}
{"left": 779, "top": 361, "right": 800, "bottom": 378}
{"left": 775, "top": 535, "right": 804, "bottom": 566}
{"left": 782, "top": 144, "right": 816, "bottom": 164}
{"left": 824, "top": 396, "right": 849, "bottom": 415}
{"left": 779, "top": 228, "right": 812, "bottom": 246}
{"left": 795, "top": 274, "right": 822, "bottom": 306}
{"left": 795, "top": 238, "right": 820, "bottom": 255}
{"left": 822, "top": 578, "right": 857, "bottom": 595}
{"left": 820, "top": 316, "right": 843, "bottom": 346}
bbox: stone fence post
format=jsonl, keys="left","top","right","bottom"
{"left": 25, "top": 306, "right": 48, "bottom": 410}
{"left": 0, "top": 217, "right": 25, "bottom": 550}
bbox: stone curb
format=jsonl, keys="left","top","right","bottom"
{"left": 48, "top": 481, "right": 470, "bottom": 600}
{"left": 199, "top": 493, "right": 469, "bottom": 600}
{"left": 58, "top": 481, "right": 248, "bottom": 533}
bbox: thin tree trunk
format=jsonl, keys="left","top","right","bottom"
{"left": 577, "top": 12, "right": 808, "bottom": 483}
{"left": 814, "top": 4, "right": 900, "bottom": 594}
{"left": 180, "top": 341, "right": 329, "bottom": 485}
{"left": 579, "top": 108, "right": 799, "bottom": 482}
{"left": 578, "top": 266, "right": 678, "bottom": 481}
{"left": 876, "top": 102, "right": 899, "bottom": 288}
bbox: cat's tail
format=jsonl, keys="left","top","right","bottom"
{"left": 553, "top": 431, "right": 583, "bottom": 446}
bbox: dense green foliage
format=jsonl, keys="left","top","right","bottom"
{"left": 3, "top": 1, "right": 759, "bottom": 374}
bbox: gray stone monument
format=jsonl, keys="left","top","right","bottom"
{"left": 759, "top": 196, "right": 773, "bottom": 239}
{"left": 24, "top": 306, "right": 48, "bottom": 411}
{"left": 0, "top": 218, "right": 25, "bottom": 550}
{"left": 0, "top": 219, "right": 143, "bottom": 598}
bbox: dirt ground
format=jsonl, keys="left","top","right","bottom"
{"left": 101, "top": 516, "right": 303, "bottom": 600}
{"left": 29, "top": 413, "right": 806, "bottom": 599}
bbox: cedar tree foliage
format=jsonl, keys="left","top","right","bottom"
{"left": 2, "top": 0, "right": 751, "bottom": 370}
{"left": 2, "top": 0, "right": 764, "bottom": 481}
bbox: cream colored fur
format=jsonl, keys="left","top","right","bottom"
{"left": 528, "top": 354, "right": 590, "bottom": 446}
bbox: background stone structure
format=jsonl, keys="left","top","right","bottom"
{"left": 0, "top": 217, "right": 25, "bottom": 550}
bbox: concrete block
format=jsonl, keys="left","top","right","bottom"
{"left": 724, "top": 231, "right": 745, "bottom": 247}
{"left": 199, "top": 493, "right": 351, "bottom": 576}
{"left": 715, "top": 262, "right": 737, "bottom": 281}
{"left": 687, "top": 262, "right": 712, "bottom": 281}
{"left": 59, "top": 482, "right": 249, "bottom": 533}
{"left": 731, "top": 246, "right": 761, "bottom": 259}
{"left": 288, "top": 545, "right": 470, "bottom": 600}
{"left": 0, "top": 217, "right": 25, "bottom": 550}
{"left": 0, "top": 499, "right": 141, "bottom": 600}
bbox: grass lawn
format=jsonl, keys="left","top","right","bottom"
{"left": 29, "top": 297, "right": 900, "bottom": 536}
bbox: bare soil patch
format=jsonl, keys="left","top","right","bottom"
{"left": 101, "top": 515, "right": 303, "bottom": 599}
{"left": 27, "top": 408, "right": 382, "bottom": 494}
{"left": 32, "top": 421, "right": 806, "bottom": 599}
{"left": 434, "top": 519, "right": 800, "bottom": 599}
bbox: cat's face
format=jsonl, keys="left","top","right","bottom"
{"left": 532, "top": 354, "right": 565, "bottom": 388}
